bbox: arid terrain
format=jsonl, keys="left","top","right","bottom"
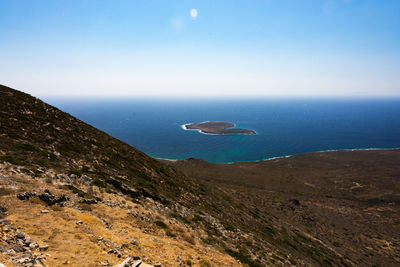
{"left": 163, "top": 150, "right": 400, "bottom": 266}
{"left": 1, "top": 84, "right": 399, "bottom": 266}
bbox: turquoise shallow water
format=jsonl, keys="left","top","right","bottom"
{"left": 45, "top": 98, "right": 400, "bottom": 163}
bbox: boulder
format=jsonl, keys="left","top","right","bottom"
{"left": 17, "top": 192, "right": 36, "bottom": 200}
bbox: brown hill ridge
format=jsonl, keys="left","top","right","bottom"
{"left": 1, "top": 84, "right": 400, "bottom": 266}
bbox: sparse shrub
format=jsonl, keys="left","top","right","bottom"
{"left": 183, "top": 234, "right": 196, "bottom": 245}
{"left": 184, "top": 259, "right": 192, "bottom": 266}
{"left": 169, "top": 212, "right": 190, "bottom": 224}
{"left": 333, "top": 241, "right": 341, "bottom": 247}
{"left": 57, "top": 143, "right": 81, "bottom": 155}
{"left": 165, "top": 229, "right": 176, "bottom": 238}
{"left": 64, "top": 185, "right": 91, "bottom": 198}
{"left": 175, "top": 226, "right": 184, "bottom": 233}
{"left": 29, "top": 197, "right": 46, "bottom": 205}
{"left": 74, "top": 234, "right": 83, "bottom": 240}
{"left": 20, "top": 168, "right": 31, "bottom": 174}
{"left": 78, "top": 203, "right": 92, "bottom": 211}
{"left": 105, "top": 187, "right": 114, "bottom": 193}
{"left": 16, "top": 143, "right": 38, "bottom": 151}
{"left": 223, "top": 222, "right": 235, "bottom": 231}
{"left": 47, "top": 152, "right": 57, "bottom": 160}
{"left": 51, "top": 205, "right": 62, "bottom": 211}
{"left": 33, "top": 169, "right": 44, "bottom": 177}
{"left": 0, "top": 187, "right": 13, "bottom": 196}
{"left": 0, "top": 155, "right": 26, "bottom": 166}
{"left": 225, "top": 248, "right": 263, "bottom": 267}
{"left": 81, "top": 165, "right": 90, "bottom": 172}
{"left": 191, "top": 214, "right": 203, "bottom": 224}
{"left": 154, "top": 220, "right": 168, "bottom": 229}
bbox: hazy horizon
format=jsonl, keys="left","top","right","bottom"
{"left": 1, "top": 0, "right": 399, "bottom": 98}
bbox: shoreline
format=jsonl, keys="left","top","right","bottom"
{"left": 181, "top": 122, "right": 257, "bottom": 135}
{"left": 153, "top": 146, "right": 400, "bottom": 165}
{"left": 181, "top": 122, "right": 220, "bottom": 136}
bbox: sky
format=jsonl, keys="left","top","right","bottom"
{"left": 0, "top": 0, "right": 399, "bottom": 98}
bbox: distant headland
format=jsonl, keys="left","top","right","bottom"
{"left": 183, "top": 121, "right": 256, "bottom": 135}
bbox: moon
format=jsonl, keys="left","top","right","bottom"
{"left": 190, "top": 8, "right": 198, "bottom": 18}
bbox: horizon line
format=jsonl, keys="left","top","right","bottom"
{"left": 40, "top": 93, "right": 400, "bottom": 100}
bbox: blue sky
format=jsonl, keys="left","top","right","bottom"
{"left": 0, "top": 0, "right": 399, "bottom": 97}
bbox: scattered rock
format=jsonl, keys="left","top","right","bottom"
{"left": 286, "top": 199, "right": 301, "bottom": 210}
{"left": 128, "top": 210, "right": 138, "bottom": 217}
{"left": 150, "top": 237, "right": 159, "bottom": 243}
{"left": 0, "top": 219, "right": 11, "bottom": 225}
{"left": 17, "top": 190, "right": 69, "bottom": 206}
{"left": 113, "top": 257, "right": 133, "bottom": 267}
{"left": 108, "top": 247, "right": 122, "bottom": 258}
{"left": 303, "top": 215, "right": 314, "bottom": 222}
{"left": 17, "top": 192, "right": 37, "bottom": 200}
{"left": 11, "top": 244, "right": 24, "bottom": 253}
{"left": 39, "top": 245, "right": 49, "bottom": 251}
{"left": 112, "top": 258, "right": 148, "bottom": 267}
{"left": 29, "top": 241, "right": 39, "bottom": 249}
{"left": 25, "top": 237, "right": 32, "bottom": 246}
{"left": 102, "top": 218, "right": 112, "bottom": 229}
{"left": 78, "top": 198, "right": 98, "bottom": 205}
{"left": 40, "top": 210, "right": 50, "bottom": 214}
{"left": 17, "top": 257, "right": 32, "bottom": 264}
{"left": 288, "top": 199, "right": 300, "bottom": 206}
{"left": 0, "top": 206, "right": 7, "bottom": 219}
{"left": 16, "top": 232, "right": 25, "bottom": 239}
{"left": 56, "top": 173, "right": 68, "bottom": 180}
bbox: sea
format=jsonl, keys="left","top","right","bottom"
{"left": 44, "top": 97, "right": 400, "bottom": 163}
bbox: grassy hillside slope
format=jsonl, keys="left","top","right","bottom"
{"left": 1, "top": 84, "right": 399, "bottom": 266}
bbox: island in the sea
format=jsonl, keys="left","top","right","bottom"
{"left": 184, "top": 121, "right": 256, "bottom": 135}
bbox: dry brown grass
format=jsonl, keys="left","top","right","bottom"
{"left": 1, "top": 172, "right": 240, "bottom": 267}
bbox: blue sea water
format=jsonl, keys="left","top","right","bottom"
{"left": 45, "top": 98, "right": 400, "bottom": 163}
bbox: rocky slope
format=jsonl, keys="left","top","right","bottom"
{"left": 0, "top": 161, "right": 238, "bottom": 267}
{"left": 0, "top": 84, "right": 240, "bottom": 266}
{"left": 1, "top": 84, "right": 400, "bottom": 266}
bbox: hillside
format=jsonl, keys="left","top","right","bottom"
{"left": 164, "top": 150, "right": 400, "bottom": 266}
{"left": 1, "top": 84, "right": 400, "bottom": 266}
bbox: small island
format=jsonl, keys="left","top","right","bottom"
{"left": 184, "top": 121, "right": 256, "bottom": 135}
